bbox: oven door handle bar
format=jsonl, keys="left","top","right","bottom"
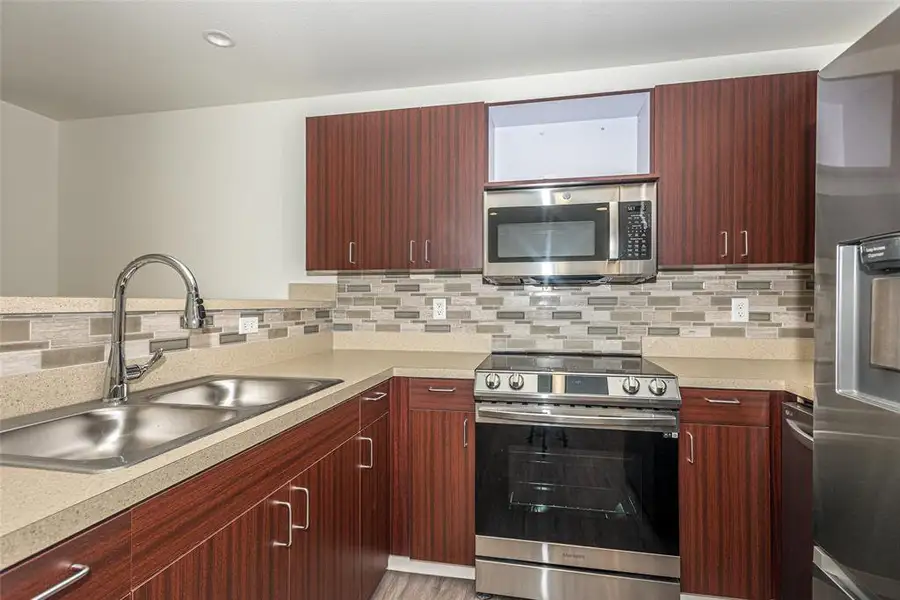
{"left": 475, "top": 406, "right": 677, "bottom": 432}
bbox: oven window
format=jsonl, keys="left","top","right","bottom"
{"left": 487, "top": 204, "right": 609, "bottom": 263}
{"left": 476, "top": 423, "right": 678, "bottom": 556}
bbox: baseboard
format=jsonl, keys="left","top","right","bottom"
{"left": 387, "top": 555, "right": 476, "bottom": 580}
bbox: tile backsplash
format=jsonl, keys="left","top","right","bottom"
{"left": 334, "top": 269, "right": 814, "bottom": 353}
{"left": 0, "top": 308, "right": 332, "bottom": 376}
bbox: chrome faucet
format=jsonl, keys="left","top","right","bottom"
{"left": 103, "top": 254, "right": 206, "bottom": 403}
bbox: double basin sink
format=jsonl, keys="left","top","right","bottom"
{"left": 0, "top": 376, "right": 343, "bottom": 473}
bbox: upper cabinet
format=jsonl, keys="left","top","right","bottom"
{"left": 655, "top": 72, "right": 817, "bottom": 267}
{"left": 487, "top": 92, "right": 652, "bottom": 185}
{"left": 306, "top": 102, "right": 485, "bottom": 271}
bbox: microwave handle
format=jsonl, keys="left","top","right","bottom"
{"left": 608, "top": 201, "right": 620, "bottom": 260}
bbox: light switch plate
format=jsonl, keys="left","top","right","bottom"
{"left": 238, "top": 316, "right": 259, "bottom": 334}
{"left": 433, "top": 298, "right": 447, "bottom": 320}
{"left": 731, "top": 298, "right": 749, "bottom": 322}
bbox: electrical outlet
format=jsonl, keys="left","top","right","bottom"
{"left": 433, "top": 298, "right": 447, "bottom": 320}
{"left": 238, "top": 316, "right": 259, "bottom": 334}
{"left": 731, "top": 298, "right": 750, "bottom": 322}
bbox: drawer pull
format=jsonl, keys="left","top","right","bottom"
{"left": 427, "top": 387, "right": 457, "bottom": 393}
{"left": 32, "top": 564, "right": 90, "bottom": 600}
{"left": 362, "top": 392, "right": 387, "bottom": 402}
{"left": 705, "top": 398, "right": 741, "bottom": 405}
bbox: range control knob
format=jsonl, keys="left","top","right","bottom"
{"left": 648, "top": 378, "right": 668, "bottom": 397}
{"left": 508, "top": 373, "right": 525, "bottom": 391}
{"left": 485, "top": 373, "right": 501, "bottom": 390}
{"left": 622, "top": 376, "right": 641, "bottom": 395}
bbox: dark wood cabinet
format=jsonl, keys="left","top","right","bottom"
{"left": 413, "top": 103, "right": 486, "bottom": 270}
{"left": 360, "top": 414, "right": 391, "bottom": 600}
{"left": 0, "top": 513, "right": 131, "bottom": 600}
{"left": 290, "top": 436, "right": 361, "bottom": 600}
{"left": 733, "top": 72, "right": 817, "bottom": 265}
{"left": 134, "top": 486, "right": 290, "bottom": 600}
{"left": 680, "top": 422, "right": 772, "bottom": 600}
{"left": 306, "top": 102, "right": 485, "bottom": 272}
{"left": 655, "top": 72, "right": 817, "bottom": 266}
{"left": 306, "top": 113, "right": 359, "bottom": 271}
{"left": 409, "top": 408, "right": 475, "bottom": 566}
{"left": 655, "top": 78, "right": 736, "bottom": 266}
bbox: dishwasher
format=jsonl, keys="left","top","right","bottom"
{"left": 781, "top": 398, "right": 814, "bottom": 600}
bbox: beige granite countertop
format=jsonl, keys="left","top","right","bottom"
{"left": 0, "top": 350, "right": 487, "bottom": 570}
{"left": 652, "top": 357, "right": 814, "bottom": 400}
{"left": 0, "top": 350, "right": 813, "bottom": 569}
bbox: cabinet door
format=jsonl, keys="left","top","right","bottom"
{"left": 655, "top": 80, "right": 736, "bottom": 266}
{"left": 360, "top": 414, "right": 391, "bottom": 600}
{"left": 0, "top": 513, "right": 130, "bottom": 600}
{"left": 680, "top": 423, "right": 771, "bottom": 600}
{"left": 290, "top": 438, "right": 361, "bottom": 600}
{"left": 306, "top": 114, "right": 359, "bottom": 271}
{"left": 733, "top": 72, "right": 817, "bottom": 265}
{"left": 134, "top": 485, "right": 291, "bottom": 600}
{"left": 409, "top": 409, "right": 475, "bottom": 565}
{"left": 414, "top": 103, "right": 486, "bottom": 270}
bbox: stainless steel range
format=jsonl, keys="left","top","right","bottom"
{"left": 473, "top": 353, "right": 681, "bottom": 600}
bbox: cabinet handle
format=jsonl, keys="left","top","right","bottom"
{"left": 290, "top": 486, "right": 310, "bottom": 531}
{"left": 349, "top": 241, "right": 357, "bottom": 265}
{"left": 31, "top": 564, "right": 90, "bottom": 600}
{"left": 705, "top": 397, "right": 742, "bottom": 405}
{"left": 687, "top": 431, "right": 695, "bottom": 464}
{"left": 720, "top": 231, "right": 729, "bottom": 258}
{"left": 272, "top": 500, "right": 293, "bottom": 548}
{"left": 463, "top": 417, "right": 469, "bottom": 449}
{"left": 409, "top": 240, "right": 416, "bottom": 264}
{"left": 424, "top": 239, "right": 431, "bottom": 264}
{"left": 427, "top": 386, "right": 457, "bottom": 393}
{"left": 741, "top": 230, "right": 749, "bottom": 258}
{"left": 362, "top": 391, "right": 387, "bottom": 402}
{"left": 360, "top": 436, "right": 374, "bottom": 469}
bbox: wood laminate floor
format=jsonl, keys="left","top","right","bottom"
{"left": 371, "top": 572, "right": 492, "bottom": 600}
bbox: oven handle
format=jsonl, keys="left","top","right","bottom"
{"left": 475, "top": 405, "right": 678, "bottom": 432}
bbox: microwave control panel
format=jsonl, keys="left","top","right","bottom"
{"left": 619, "top": 201, "right": 652, "bottom": 260}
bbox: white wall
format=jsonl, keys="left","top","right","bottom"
{"left": 493, "top": 118, "right": 639, "bottom": 181}
{"left": 57, "top": 43, "right": 847, "bottom": 298}
{"left": 0, "top": 101, "right": 59, "bottom": 296}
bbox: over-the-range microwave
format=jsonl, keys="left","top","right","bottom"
{"left": 482, "top": 181, "right": 658, "bottom": 286}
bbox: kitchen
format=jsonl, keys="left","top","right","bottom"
{"left": 0, "top": 2, "right": 898, "bottom": 600}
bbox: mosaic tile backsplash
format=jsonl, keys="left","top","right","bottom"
{"left": 334, "top": 270, "right": 815, "bottom": 353}
{"left": 0, "top": 308, "right": 332, "bottom": 376}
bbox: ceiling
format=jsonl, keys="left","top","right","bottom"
{"left": 2, "top": 1, "right": 898, "bottom": 121}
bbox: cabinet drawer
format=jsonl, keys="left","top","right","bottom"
{"left": 409, "top": 378, "right": 475, "bottom": 411}
{"left": 0, "top": 513, "right": 130, "bottom": 600}
{"left": 360, "top": 380, "right": 391, "bottom": 427}
{"left": 681, "top": 388, "right": 771, "bottom": 426}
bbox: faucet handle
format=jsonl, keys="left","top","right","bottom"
{"left": 125, "top": 349, "right": 166, "bottom": 382}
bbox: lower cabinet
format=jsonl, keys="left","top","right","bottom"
{"left": 290, "top": 437, "right": 361, "bottom": 600}
{"left": 680, "top": 421, "right": 772, "bottom": 600}
{"left": 409, "top": 408, "right": 475, "bottom": 566}
{"left": 133, "top": 485, "right": 291, "bottom": 600}
{"left": 360, "top": 414, "right": 391, "bottom": 600}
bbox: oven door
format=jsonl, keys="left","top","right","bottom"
{"left": 483, "top": 186, "right": 617, "bottom": 280}
{"left": 474, "top": 404, "right": 680, "bottom": 580}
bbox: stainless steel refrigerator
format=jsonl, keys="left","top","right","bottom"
{"left": 814, "top": 7, "right": 900, "bottom": 600}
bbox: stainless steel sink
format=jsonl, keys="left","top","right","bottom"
{"left": 0, "top": 404, "right": 241, "bottom": 473}
{"left": 134, "top": 375, "right": 343, "bottom": 409}
{"left": 0, "top": 376, "right": 343, "bottom": 473}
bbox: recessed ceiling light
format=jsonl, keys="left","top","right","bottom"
{"left": 203, "top": 30, "right": 235, "bottom": 48}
